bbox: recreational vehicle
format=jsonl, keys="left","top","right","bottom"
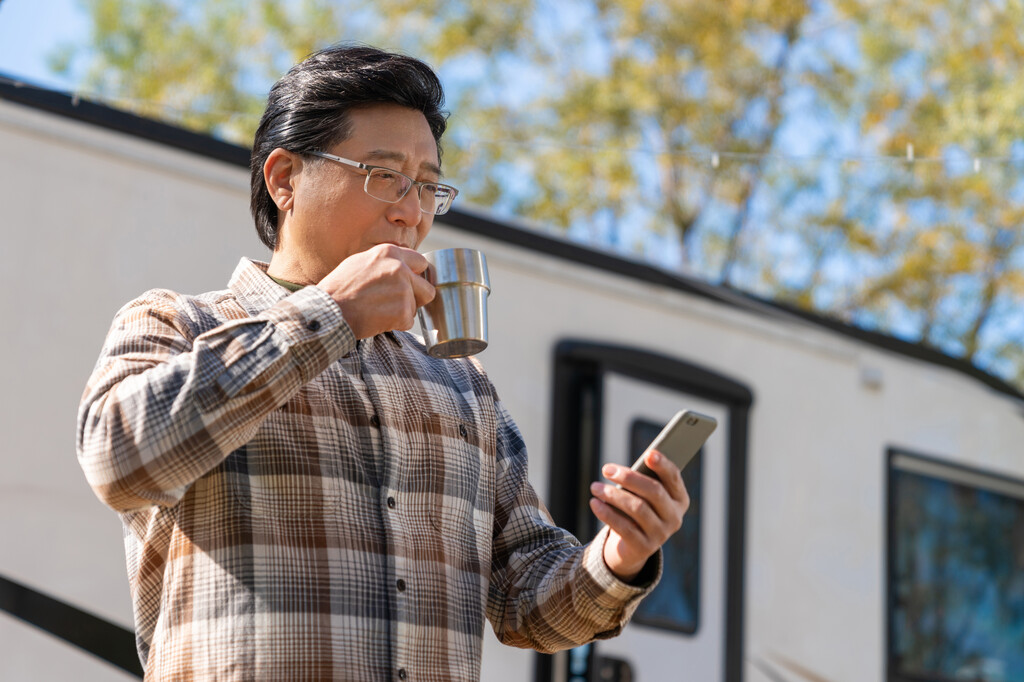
{"left": 2, "top": 77, "right": 1022, "bottom": 682}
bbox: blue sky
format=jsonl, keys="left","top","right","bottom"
{"left": 0, "top": 0, "right": 87, "bottom": 91}
{"left": 1, "top": 0, "right": 1020, "bottom": 384}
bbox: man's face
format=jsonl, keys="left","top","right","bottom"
{"left": 278, "top": 103, "right": 441, "bottom": 281}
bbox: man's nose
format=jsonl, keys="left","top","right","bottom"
{"left": 386, "top": 186, "right": 424, "bottom": 226}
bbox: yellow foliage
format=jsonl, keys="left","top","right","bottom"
{"left": 54, "top": 0, "right": 1024, "bottom": 388}
{"left": 950, "top": 242, "right": 980, "bottom": 273}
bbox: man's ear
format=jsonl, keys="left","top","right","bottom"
{"left": 264, "top": 148, "right": 301, "bottom": 212}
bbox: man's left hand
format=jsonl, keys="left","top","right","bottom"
{"left": 588, "top": 451, "right": 690, "bottom": 582}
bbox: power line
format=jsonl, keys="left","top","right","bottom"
{"left": 3, "top": 72, "right": 1023, "bottom": 172}
{"left": 455, "top": 134, "right": 1024, "bottom": 170}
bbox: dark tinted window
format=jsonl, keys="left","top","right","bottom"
{"left": 889, "top": 452, "right": 1024, "bottom": 681}
{"left": 630, "top": 418, "right": 702, "bottom": 634}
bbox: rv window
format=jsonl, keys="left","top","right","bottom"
{"left": 889, "top": 452, "right": 1024, "bottom": 681}
{"left": 629, "top": 418, "right": 702, "bottom": 635}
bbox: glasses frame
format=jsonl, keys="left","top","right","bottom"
{"left": 306, "top": 150, "right": 459, "bottom": 216}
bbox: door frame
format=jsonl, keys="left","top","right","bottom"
{"left": 536, "top": 340, "right": 754, "bottom": 682}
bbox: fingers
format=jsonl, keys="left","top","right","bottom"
{"left": 588, "top": 491, "right": 665, "bottom": 580}
{"left": 592, "top": 457, "right": 691, "bottom": 581}
{"left": 590, "top": 481, "right": 663, "bottom": 533}
{"left": 319, "top": 244, "right": 436, "bottom": 339}
{"left": 378, "top": 245, "right": 435, "bottom": 308}
{"left": 592, "top": 461, "right": 689, "bottom": 531}
{"left": 409, "top": 267, "right": 436, "bottom": 308}
{"left": 390, "top": 245, "right": 429, "bottom": 275}
{"left": 644, "top": 450, "right": 690, "bottom": 509}
{"left": 589, "top": 496, "right": 647, "bottom": 547}
{"left": 607, "top": 460, "right": 686, "bottom": 522}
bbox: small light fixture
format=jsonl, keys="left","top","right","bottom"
{"left": 861, "top": 365, "right": 884, "bottom": 390}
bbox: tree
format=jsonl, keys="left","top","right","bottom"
{"left": 826, "top": 0, "right": 1024, "bottom": 384}
{"left": 51, "top": 0, "right": 1024, "bottom": 389}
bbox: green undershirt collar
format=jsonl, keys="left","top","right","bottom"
{"left": 269, "top": 274, "right": 305, "bottom": 292}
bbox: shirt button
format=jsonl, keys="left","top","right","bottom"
{"left": 387, "top": 496, "right": 396, "bottom": 510}
{"left": 396, "top": 579, "right": 406, "bottom": 592}
{"left": 370, "top": 414, "right": 381, "bottom": 428}
{"left": 398, "top": 669, "right": 408, "bottom": 680}
{"left": 306, "top": 319, "right": 321, "bottom": 332}
{"left": 458, "top": 424, "right": 468, "bottom": 438}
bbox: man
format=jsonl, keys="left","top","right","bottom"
{"left": 77, "top": 44, "right": 689, "bottom": 680}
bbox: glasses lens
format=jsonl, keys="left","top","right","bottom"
{"left": 365, "top": 168, "right": 412, "bottom": 203}
{"left": 423, "top": 186, "right": 455, "bottom": 215}
{"left": 419, "top": 184, "right": 443, "bottom": 214}
{"left": 363, "top": 166, "right": 456, "bottom": 215}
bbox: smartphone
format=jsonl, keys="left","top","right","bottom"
{"left": 630, "top": 410, "right": 717, "bottom": 479}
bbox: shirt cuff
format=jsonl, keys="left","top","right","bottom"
{"left": 263, "top": 285, "right": 356, "bottom": 362}
{"left": 581, "top": 526, "right": 663, "bottom": 611}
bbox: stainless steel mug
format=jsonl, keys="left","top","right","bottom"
{"left": 418, "top": 248, "right": 490, "bottom": 358}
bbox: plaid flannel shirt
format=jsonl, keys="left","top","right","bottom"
{"left": 76, "top": 258, "right": 657, "bottom": 681}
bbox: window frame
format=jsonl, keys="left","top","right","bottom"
{"left": 538, "top": 340, "right": 753, "bottom": 682}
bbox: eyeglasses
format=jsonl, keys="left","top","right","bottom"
{"left": 307, "top": 151, "right": 459, "bottom": 216}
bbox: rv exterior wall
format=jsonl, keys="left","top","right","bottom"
{"left": 3, "top": 95, "right": 1023, "bottom": 681}
{"left": 0, "top": 99, "right": 264, "bottom": 680}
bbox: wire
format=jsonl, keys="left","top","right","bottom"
{"left": 3, "top": 72, "right": 1023, "bottom": 170}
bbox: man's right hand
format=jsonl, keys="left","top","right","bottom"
{"left": 316, "top": 244, "right": 436, "bottom": 340}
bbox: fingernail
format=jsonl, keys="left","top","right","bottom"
{"left": 602, "top": 464, "right": 615, "bottom": 477}
{"left": 650, "top": 451, "right": 662, "bottom": 464}
{"left": 590, "top": 482, "right": 604, "bottom": 495}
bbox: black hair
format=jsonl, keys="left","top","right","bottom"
{"left": 249, "top": 44, "right": 448, "bottom": 250}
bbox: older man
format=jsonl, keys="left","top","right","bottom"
{"left": 77, "top": 44, "right": 688, "bottom": 680}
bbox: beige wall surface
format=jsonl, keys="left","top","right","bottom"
{"left": 0, "top": 99, "right": 266, "bottom": 676}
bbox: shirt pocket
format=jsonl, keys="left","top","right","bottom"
{"left": 411, "top": 411, "right": 494, "bottom": 570}
{"left": 224, "top": 384, "right": 349, "bottom": 517}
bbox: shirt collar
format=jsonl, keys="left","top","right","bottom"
{"left": 228, "top": 258, "right": 402, "bottom": 346}
{"left": 228, "top": 258, "right": 289, "bottom": 316}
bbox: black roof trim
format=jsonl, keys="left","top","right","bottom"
{"left": 3, "top": 73, "right": 1021, "bottom": 402}
{"left": 0, "top": 73, "right": 249, "bottom": 167}
{"left": 443, "top": 206, "right": 1024, "bottom": 401}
